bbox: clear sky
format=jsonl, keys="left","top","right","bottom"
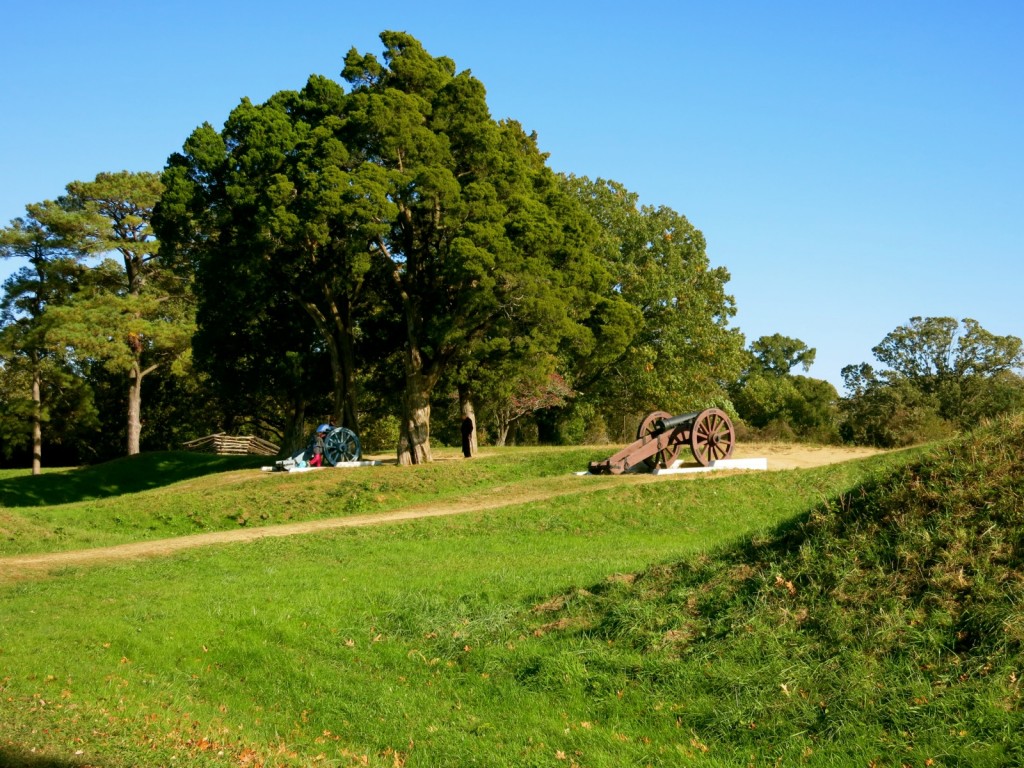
{"left": 2, "top": 1, "right": 1021, "bottom": 389}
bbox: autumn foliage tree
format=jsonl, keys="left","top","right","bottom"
{"left": 487, "top": 371, "right": 573, "bottom": 447}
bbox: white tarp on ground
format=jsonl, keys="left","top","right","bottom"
{"left": 260, "top": 460, "right": 382, "bottom": 473}
{"left": 651, "top": 457, "right": 768, "bottom": 475}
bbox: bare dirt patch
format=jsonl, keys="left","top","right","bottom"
{"left": 0, "top": 444, "right": 882, "bottom": 581}
{"left": 734, "top": 442, "right": 884, "bottom": 470}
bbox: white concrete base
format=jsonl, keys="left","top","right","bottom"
{"left": 577, "top": 457, "right": 768, "bottom": 477}
{"left": 652, "top": 457, "right": 768, "bottom": 475}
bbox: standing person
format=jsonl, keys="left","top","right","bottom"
{"left": 461, "top": 416, "right": 475, "bottom": 458}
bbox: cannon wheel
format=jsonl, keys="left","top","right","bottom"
{"left": 689, "top": 408, "right": 735, "bottom": 466}
{"left": 638, "top": 411, "right": 684, "bottom": 470}
{"left": 323, "top": 427, "right": 362, "bottom": 466}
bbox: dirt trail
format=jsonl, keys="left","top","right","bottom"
{"left": 0, "top": 444, "right": 880, "bottom": 581}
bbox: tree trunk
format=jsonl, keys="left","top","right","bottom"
{"left": 296, "top": 293, "right": 359, "bottom": 432}
{"left": 494, "top": 414, "right": 510, "bottom": 448}
{"left": 397, "top": 347, "right": 434, "bottom": 465}
{"left": 31, "top": 365, "right": 42, "bottom": 475}
{"left": 281, "top": 394, "right": 307, "bottom": 456}
{"left": 335, "top": 325, "right": 359, "bottom": 431}
{"left": 127, "top": 363, "right": 143, "bottom": 455}
{"left": 458, "top": 384, "right": 477, "bottom": 458}
{"left": 398, "top": 377, "right": 432, "bottom": 465}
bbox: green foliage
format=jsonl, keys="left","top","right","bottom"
{"left": 61, "top": 171, "right": 166, "bottom": 294}
{"left": 358, "top": 413, "right": 401, "bottom": 453}
{"left": 562, "top": 176, "right": 744, "bottom": 431}
{"left": 841, "top": 373, "right": 956, "bottom": 447}
{"left": 5, "top": 171, "right": 197, "bottom": 459}
{"left": 748, "top": 332, "right": 816, "bottom": 374}
{"left": 841, "top": 317, "right": 1024, "bottom": 446}
{"left": 158, "top": 32, "right": 633, "bottom": 464}
{"left": 731, "top": 335, "right": 840, "bottom": 442}
{"left": 551, "top": 399, "right": 609, "bottom": 445}
{"left": 0, "top": 203, "right": 93, "bottom": 469}
{"left": 158, "top": 82, "right": 376, "bottom": 432}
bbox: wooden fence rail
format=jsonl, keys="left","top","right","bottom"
{"left": 182, "top": 433, "right": 280, "bottom": 457}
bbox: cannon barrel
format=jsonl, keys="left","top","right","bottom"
{"left": 655, "top": 411, "right": 701, "bottom": 432}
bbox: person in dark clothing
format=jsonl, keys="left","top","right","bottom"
{"left": 461, "top": 416, "right": 474, "bottom": 458}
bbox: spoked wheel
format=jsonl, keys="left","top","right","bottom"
{"left": 323, "top": 427, "right": 362, "bottom": 466}
{"left": 689, "top": 408, "right": 735, "bottom": 466}
{"left": 638, "top": 410, "right": 685, "bottom": 470}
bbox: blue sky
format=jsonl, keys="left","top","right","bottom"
{"left": 2, "top": 1, "right": 1021, "bottom": 389}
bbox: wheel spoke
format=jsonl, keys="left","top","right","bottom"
{"left": 689, "top": 408, "right": 734, "bottom": 467}
{"left": 324, "top": 427, "right": 362, "bottom": 465}
{"left": 638, "top": 411, "right": 680, "bottom": 470}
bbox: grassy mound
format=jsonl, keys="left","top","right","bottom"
{"left": 525, "top": 414, "right": 1024, "bottom": 763}
{"left": 0, "top": 451, "right": 266, "bottom": 507}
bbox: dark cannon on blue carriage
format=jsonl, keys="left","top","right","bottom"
{"left": 272, "top": 424, "right": 362, "bottom": 472}
{"left": 588, "top": 408, "right": 735, "bottom": 475}
{"left": 322, "top": 425, "right": 362, "bottom": 465}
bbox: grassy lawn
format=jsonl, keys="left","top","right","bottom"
{"left": 0, "top": 447, "right": 605, "bottom": 556}
{"left": 0, "top": 445, "right": 867, "bottom": 558}
{"left": 0, "top": 446, "right": 924, "bottom": 767}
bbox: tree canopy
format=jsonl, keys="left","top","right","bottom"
{"left": 841, "top": 317, "right": 1024, "bottom": 446}
{"left": 158, "top": 31, "right": 637, "bottom": 463}
{"left": 730, "top": 334, "right": 839, "bottom": 442}
{"left": 0, "top": 206, "right": 89, "bottom": 471}
{"left": 40, "top": 172, "right": 192, "bottom": 456}
{"left": 562, "top": 176, "right": 744, "bottom": 431}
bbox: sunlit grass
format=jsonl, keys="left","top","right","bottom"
{"left": 8, "top": 425, "right": 1019, "bottom": 766}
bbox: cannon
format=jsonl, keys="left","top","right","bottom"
{"left": 271, "top": 424, "right": 362, "bottom": 472}
{"left": 588, "top": 408, "right": 735, "bottom": 475}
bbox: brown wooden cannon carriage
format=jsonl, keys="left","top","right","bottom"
{"left": 588, "top": 408, "right": 735, "bottom": 475}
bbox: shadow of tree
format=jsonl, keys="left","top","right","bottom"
{"left": 0, "top": 748, "right": 94, "bottom": 767}
{"left": 0, "top": 451, "right": 267, "bottom": 508}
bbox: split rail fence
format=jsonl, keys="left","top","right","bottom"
{"left": 182, "top": 433, "right": 280, "bottom": 457}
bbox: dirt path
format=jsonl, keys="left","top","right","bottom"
{"left": 0, "top": 444, "right": 881, "bottom": 581}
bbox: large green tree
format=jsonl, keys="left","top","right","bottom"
{"left": 158, "top": 78, "right": 378, "bottom": 434}
{"left": 748, "top": 333, "right": 816, "bottom": 375}
{"left": 871, "top": 316, "right": 1024, "bottom": 423}
{"left": 340, "top": 34, "right": 627, "bottom": 463}
{"left": 160, "top": 32, "right": 626, "bottom": 464}
{"left": 563, "top": 176, "right": 744, "bottom": 436}
{"left": 731, "top": 333, "right": 839, "bottom": 441}
{"left": 43, "top": 172, "right": 193, "bottom": 455}
{"left": 841, "top": 316, "right": 1024, "bottom": 446}
{"left": 0, "top": 205, "right": 89, "bottom": 472}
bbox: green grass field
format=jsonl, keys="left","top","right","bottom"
{"left": 1, "top": 424, "right": 1021, "bottom": 767}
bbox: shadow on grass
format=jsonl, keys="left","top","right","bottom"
{"left": 0, "top": 451, "right": 269, "bottom": 508}
{"left": 0, "top": 749, "right": 90, "bottom": 767}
